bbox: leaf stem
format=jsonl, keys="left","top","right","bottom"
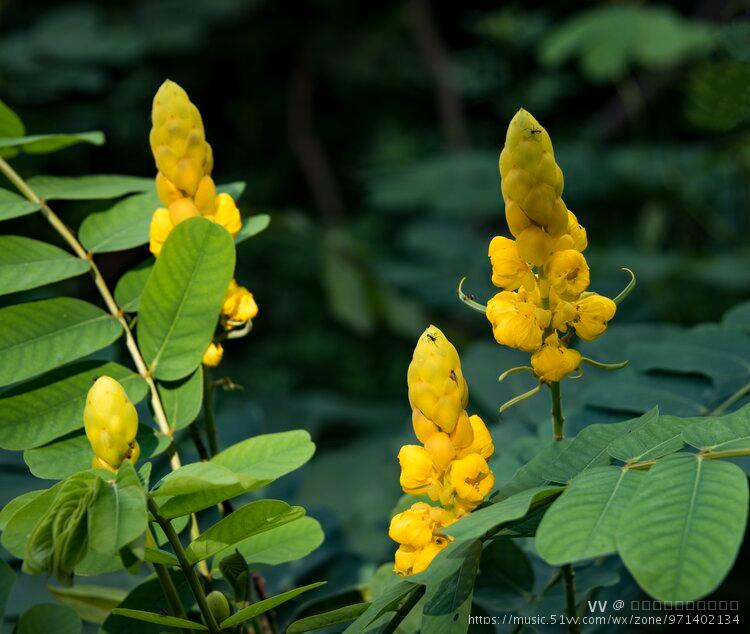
{"left": 550, "top": 381, "right": 565, "bottom": 441}
{"left": 202, "top": 369, "right": 220, "bottom": 457}
{"left": 708, "top": 381, "right": 750, "bottom": 416}
{"left": 148, "top": 498, "right": 220, "bottom": 634}
{"left": 561, "top": 563, "right": 580, "bottom": 634}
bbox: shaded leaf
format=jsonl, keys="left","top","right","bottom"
{"left": 111, "top": 608, "right": 207, "bottom": 630}
{"left": 48, "top": 584, "right": 127, "bottom": 624}
{"left": 220, "top": 582, "right": 326, "bottom": 629}
{"left": 287, "top": 603, "right": 370, "bottom": 634}
{"left": 157, "top": 366, "right": 203, "bottom": 430}
{"left": 17, "top": 603, "right": 82, "bottom": 634}
{"left": 26, "top": 175, "right": 152, "bottom": 200}
{"left": 0, "top": 131, "right": 103, "bottom": 157}
{"left": 114, "top": 258, "right": 153, "bottom": 312}
{"left": 78, "top": 191, "right": 159, "bottom": 253}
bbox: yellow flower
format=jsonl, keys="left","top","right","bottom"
{"left": 398, "top": 445, "right": 437, "bottom": 495}
{"left": 390, "top": 503, "right": 455, "bottom": 576}
{"left": 531, "top": 333, "right": 581, "bottom": 382}
{"left": 407, "top": 326, "right": 469, "bottom": 434}
{"left": 457, "top": 415, "right": 494, "bottom": 460}
{"left": 572, "top": 294, "right": 616, "bottom": 341}
{"left": 515, "top": 225, "right": 555, "bottom": 267}
{"left": 202, "top": 342, "right": 224, "bottom": 367}
{"left": 448, "top": 453, "right": 495, "bottom": 507}
{"left": 149, "top": 207, "right": 174, "bottom": 256}
{"left": 84, "top": 376, "right": 139, "bottom": 470}
{"left": 545, "top": 249, "right": 590, "bottom": 301}
{"left": 424, "top": 432, "right": 456, "bottom": 470}
{"left": 488, "top": 236, "right": 534, "bottom": 290}
{"left": 168, "top": 197, "right": 199, "bottom": 225}
{"left": 486, "top": 288, "right": 551, "bottom": 353}
{"left": 553, "top": 210, "right": 588, "bottom": 253}
{"left": 208, "top": 192, "right": 242, "bottom": 237}
{"left": 550, "top": 296, "right": 577, "bottom": 332}
{"left": 222, "top": 280, "right": 258, "bottom": 328}
{"left": 498, "top": 109, "right": 567, "bottom": 236}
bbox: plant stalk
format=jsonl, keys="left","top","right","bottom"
{"left": 148, "top": 498, "right": 221, "bottom": 633}
{"left": 382, "top": 585, "right": 426, "bottom": 634}
{"left": 202, "top": 369, "right": 220, "bottom": 457}
{"left": 561, "top": 563, "right": 580, "bottom": 633}
{"left": 550, "top": 381, "right": 564, "bottom": 441}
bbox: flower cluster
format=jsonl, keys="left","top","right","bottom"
{"left": 84, "top": 376, "right": 140, "bottom": 472}
{"left": 147, "top": 80, "right": 258, "bottom": 367}
{"left": 486, "top": 109, "right": 616, "bottom": 382}
{"left": 389, "top": 325, "right": 495, "bottom": 575}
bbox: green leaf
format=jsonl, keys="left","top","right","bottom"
{"left": 496, "top": 440, "right": 571, "bottom": 499}
{"left": 151, "top": 463, "right": 249, "bottom": 519}
{"left": 443, "top": 486, "right": 562, "bottom": 542}
{"left": 0, "top": 490, "right": 43, "bottom": 531}
{"left": 158, "top": 366, "right": 204, "bottom": 430}
{"left": 89, "top": 461, "right": 148, "bottom": 553}
{"left": 144, "top": 547, "right": 178, "bottom": 565}
{"left": 539, "top": 413, "right": 653, "bottom": 483}
{"left": 681, "top": 403, "right": 750, "bottom": 452}
{"left": 79, "top": 191, "right": 160, "bottom": 253}
{"left": 114, "top": 258, "right": 153, "bottom": 312}
{"left": 212, "top": 516, "right": 324, "bottom": 569}
{"left": 218, "top": 551, "right": 249, "bottom": 602}
{"left": 536, "top": 466, "right": 646, "bottom": 565}
{"left": 26, "top": 175, "right": 153, "bottom": 200}
{"left": 220, "top": 582, "right": 326, "bottom": 629}
{"left": 17, "top": 603, "right": 82, "bottom": 634}
{"left": 0, "top": 236, "right": 89, "bottom": 295}
{"left": 0, "top": 297, "right": 122, "bottom": 388}
{"left": 186, "top": 500, "right": 304, "bottom": 563}
{"left": 608, "top": 412, "right": 688, "bottom": 462}
{"left": 1, "top": 482, "right": 63, "bottom": 558}
{"left": 288, "top": 604, "right": 371, "bottom": 634}
{"left": 343, "top": 582, "right": 416, "bottom": 634}
{"left": 0, "top": 131, "right": 104, "bottom": 157}
{"left": 216, "top": 181, "right": 246, "bottom": 200}
{"left": 211, "top": 429, "right": 316, "bottom": 480}
{"left": 0, "top": 559, "right": 15, "bottom": 620}
{"left": 111, "top": 608, "right": 207, "bottom": 630}
{"left": 472, "top": 540, "right": 533, "bottom": 613}
{"left": 235, "top": 214, "right": 270, "bottom": 244}
{"left": 421, "top": 540, "right": 481, "bottom": 633}
{"left": 617, "top": 454, "right": 749, "bottom": 601}
{"left": 138, "top": 217, "right": 235, "bottom": 380}
{"left": 24, "top": 425, "right": 167, "bottom": 480}
{"left": 0, "top": 99, "right": 24, "bottom": 137}
{"left": 48, "top": 584, "right": 127, "bottom": 624}
{"left": 0, "top": 360, "right": 146, "bottom": 450}
{"left": 0, "top": 188, "right": 40, "bottom": 221}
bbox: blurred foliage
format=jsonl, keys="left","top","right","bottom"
{"left": 3, "top": 0, "right": 750, "bottom": 630}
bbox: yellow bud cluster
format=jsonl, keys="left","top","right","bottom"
{"left": 486, "top": 109, "right": 616, "bottom": 382}
{"left": 83, "top": 377, "right": 140, "bottom": 472}
{"left": 147, "top": 80, "right": 259, "bottom": 368}
{"left": 148, "top": 80, "right": 241, "bottom": 256}
{"left": 391, "top": 326, "right": 495, "bottom": 576}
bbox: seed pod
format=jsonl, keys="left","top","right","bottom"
{"left": 206, "top": 590, "right": 231, "bottom": 624}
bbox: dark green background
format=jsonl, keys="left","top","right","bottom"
{"left": 2, "top": 0, "right": 750, "bottom": 630}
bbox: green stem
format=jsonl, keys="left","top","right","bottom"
{"left": 202, "top": 370, "right": 220, "bottom": 457}
{"left": 146, "top": 529, "right": 188, "bottom": 627}
{"left": 382, "top": 586, "right": 426, "bottom": 634}
{"left": 708, "top": 381, "right": 750, "bottom": 416}
{"left": 561, "top": 564, "right": 580, "bottom": 634}
{"left": 550, "top": 381, "right": 564, "bottom": 441}
{"left": 148, "top": 498, "right": 221, "bottom": 634}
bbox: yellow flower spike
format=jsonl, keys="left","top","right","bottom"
{"left": 551, "top": 298, "right": 577, "bottom": 332}
{"left": 84, "top": 376, "right": 139, "bottom": 470}
{"left": 448, "top": 453, "right": 495, "bottom": 507}
{"left": 486, "top": 288, "right": 551, "bottom": 353}
{"left": 389, "top": 504, "right": 434, "bottom": 549}
{"left": 412, "top": 409, "right": 440, "bottom": 444}
{"left": 488, "top": 236, "right": 535, "bottom": 290}
{"left": 155, "top": 173, "right": 181, "bottom": 206}
{"left": 424, "top": 432, "right": 456, "bottom": 471}
{"left": 412, "top": 539, "right": 450, "bottom": 574}
{"left": 407, "top": 326, "right": 469, "bottom": 434}
{"left": 91, "top": 456, "right": 117, "bottom": 473}
{"left": 499, "top": 109, "right": 567, "bottom": 236}
{"left": 397, "top": 445, "right": 437, "bottom": 495}
{"left": 531, "top": 333, "right": 582, "bottom": 383}
{"left": 394, "top": 546, "right": 419, "bottom": 576}
{"left": 562, "top": 210, "right": 587, "bottom": 252}
{"left": 545, "top": 249, "right": 590, "bottom": 301}
{"left": 148, "top": 208, "right": 174, "bottom": 256}
{"left": 572, "top": 294, "right": 617, "bottom": 341}
{"left": 194, "top": 175, "right": 217, "bottom": 214}
{"left": 449, "top": 411, "right": 474, "bottom": 452}
{"left": 390, "top": 503, "right": 456, "bottom": 576}
{"left": 221, "top": 280, "right": 259, "bottom": 328}
{"left": 202, "top": 342, "right": 224, "bottom": 367}
{"left": 457, "top": 415, "right": 494, "bottom": 460}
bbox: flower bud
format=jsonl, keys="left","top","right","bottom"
{"left": 206, "top": 591, "right": 231, "bottom": 625}
{"left": 84, "top": 376, "right": 139, "bottom": 470}
{"left": 531, "top": 333, "right": 582, "bottom": 382}
{"left": 202, "top": 342, "right": 224, "bottom": 367}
